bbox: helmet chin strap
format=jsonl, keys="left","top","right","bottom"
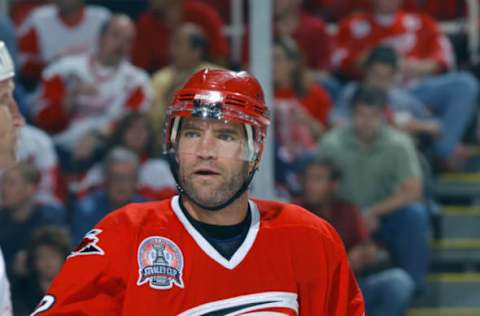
{"left": 167, "top": 151, "right": 259, "bottom": 212}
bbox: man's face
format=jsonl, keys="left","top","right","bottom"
{"left": 149, "top": 0, "right": 180, "bottom": 13}
{"left": 105, "top": 161, "right": 138, "bottom": 208}
{"left": 274, "top": 0, "right": 301, "bottom": 18}
{"left": 371, "top": 0, "right": 402, "bottom": 14}
{"left": 352, "top": 103, "right": 383, "bottom": 141}
{"left": 54, "top": 0, "right": 83, "bottom": 14}
{"left": 122, "top": 117, "right": 150, "bottom": 155}
{"left": 302, "top": 164, "right": 336, "bottom": 206}
{"left": 0, "top": 79, "right": 23, "bottom": 129}
{"left": 364, "top": 63, "right": 395, "bottom": 91}
{"left": 273, "top": 45, "right": 296, "bottom": 86}
{"left": 99, "top": 18, "right": 135, "bottom": 65}
{"left": 176, "top": 117, "right": 251, "bottom": 209}
{"left": 34, "top": 245, "right": 65, "bottom": 281}
{"left": 1, "top": 168, "right": 34, "bottom": 210}
{"left": 170, "top": 29, "right": 196, "bottom": 68}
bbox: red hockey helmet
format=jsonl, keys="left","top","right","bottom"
{"left": 165, "top": 68, "right": 271, "bottom": 162}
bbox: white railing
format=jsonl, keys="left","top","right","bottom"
{"left": 0, "top": 0, "right": 9, "bottom": 14}
{"left": 465, "top": 0, "right": 479, "bottom": 64}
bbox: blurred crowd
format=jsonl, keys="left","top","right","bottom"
{"left": 1, "top": 0, "right": 480, "bottom": 315}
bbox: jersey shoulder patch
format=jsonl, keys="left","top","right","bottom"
{"left": 68, "top": 229, "right": 105, "bottom": 258}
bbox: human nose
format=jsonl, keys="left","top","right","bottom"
{"left": 195, "top": 132, "right": 218, "bottom": 160}
{"left": 8, "top": 99, "right": 24, "bottom": 128}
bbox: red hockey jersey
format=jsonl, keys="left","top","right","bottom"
{"left": 333, "top": 10, "right": 455, "bottom": 79}
{"left": 32, "top": 196, "right": 364, "bottom": 315}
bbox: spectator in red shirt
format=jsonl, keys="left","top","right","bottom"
{"left": 304, "top": 0, "right": 417, "bottom": 22}
{"left": 34, "top": 14, "right": 152, "bottom": 151}
{"left": 273, "top": 36, "right": 332, "bottom": 197}
{"left": 17, "top": 0, "right": 110, "bottom": 89}
{"left": 299, "top": 157, "right": 415, "bottom": 316}
{"left": 409, "top": 0, "right": 465, "bottom": 21}
{"left": 332, "top": 0, "right": 479, "bottom": 166}
{"left": 274, "top": 0, "right": 334, "bottom": 71}
{"left": 197, "top": 0, "right": 234, "bottom": 24}
{"left": 274, "top": 36, "right": 332, "bottom": 137}
{"left": 10, "top": 0, "right": 50, "bottom": 26}
{"left": 236, "top": 0, "right": 332, "bottom": 69}
{"left": 322, "top": 0, "right": 464, "bottom": 22}
{"left": 333, "top": 0, "right": 455, "bottom": 79}
{"left": 132, "top": 0, "right": 228, "bottom": 74}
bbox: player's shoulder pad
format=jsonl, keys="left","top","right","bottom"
{"left": 253, "top": 199, "right": 343, "bottom": 248}
{"left": 106, "top": 198, "right": 175, "bottom": 228}
{"left": 253, "top": 199, "right": 332, "bottom": 229}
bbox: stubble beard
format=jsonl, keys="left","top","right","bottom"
{"left": 179, "top": 161, "right": 249, "bottom": 210}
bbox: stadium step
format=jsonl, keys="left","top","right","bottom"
{"left": 407, "top": 308, "right": 480, "bottom": 316}
{"left": 430, "top": 238, "right": 480, "bottom": 267}
{"left": 413, "top": 273, "right": 480, "bottom": 308}
{"left": 413, "top": 169, "right": 480, "bottom": 313}
{"left": 434, "top": 173, "right": 480, "bottom": 199}
{"left": 440, "top": 206, "right": 480, "bottom": 239}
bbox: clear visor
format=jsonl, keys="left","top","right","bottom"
{"left": 168, "top": 116, "right": 258, "bottom": 162}
{"left": 167, "top": 92, "right": 264, "bottom": 162}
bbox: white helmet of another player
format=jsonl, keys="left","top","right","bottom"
{"left": 0, "top": 41, "right": 14, "bottom": 81}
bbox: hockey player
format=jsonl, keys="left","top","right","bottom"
{"left": 0, "top": 40, "right": 24, "bottom": 316}
{"left": 32, "top": 69, "right": 364, "bottom": 315}
{"left": 0, "top": 41, "right": 23, "bottom": 171}
{"left": 0, "top": 248, "right": 11, "bottom": 316}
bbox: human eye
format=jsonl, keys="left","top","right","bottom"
{"left": 218, "top": 132, "right": 236, "bottom": 142}
{"left": 182, "top": 129, "right": 200, "bottom": 138}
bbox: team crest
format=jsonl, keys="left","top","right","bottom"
{"left": 137, "top": 236, "right": 184, "bottom": 290}
{"left": 68, "top": 229, "right": 105, "bottom": 258}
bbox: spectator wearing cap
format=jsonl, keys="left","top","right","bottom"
{"left": 317, "top": 84, "right": 429, "bottom": 292}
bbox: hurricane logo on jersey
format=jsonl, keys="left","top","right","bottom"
{"left": 68, "top": 229, "right": 105, "bottom": 258}
{"left": 137, "top": 236, "right": 184, "bottom": 289}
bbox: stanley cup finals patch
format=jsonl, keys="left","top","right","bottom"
{"left": 137, "top": 236, "right": 184, "bottom": 290}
